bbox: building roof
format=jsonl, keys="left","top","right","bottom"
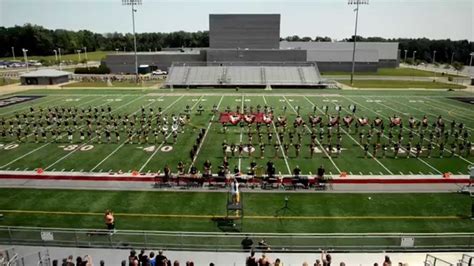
{"left": 20, "top": 69, "right": 71, "bottom": 78}
{"left": 280, "top": 41, "right": 399, "bottom": 60}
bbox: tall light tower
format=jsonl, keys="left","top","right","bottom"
{"left": 122, "top": 0, "right": 142, "bottom": 82}
{"left": 404, "top": 49, "right": 408, "bottom": 62}
{"left": 11, "top": 47, "right": 15, "bottom": 61}
{"left": 22, "top": 48, "right": 29, "bottom": 72}
{"left": 412, "top": 51, "right": 417, "bottom": 64}
{"left": 348, "top": 0, "right": 369, "bottom": 85}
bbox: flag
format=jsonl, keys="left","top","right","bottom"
{"left": 219, "top": 112, "right": 241, "bottom": 125}
{"left": 343, "top": 115, "right": 354, "bottom": 126}
{"left": 244, "top": 114, "right": 255, "bottom": 123}
{"left": 329, "top": 116, "right": 340, "bottom": 126}
{"left": 390, "top": 116, "right": 402, "bottom": 126}
{"left": 357, "top": 117, "right": 369, "bottom": 126}
{"left": 295, "top": 116, "right": 304, "bottom": 126}
{"left": 374, "top": 118, "right": 383, "bottom": 126}
{"left": 277, "top": 116, "right": 287, "bottom": 126}
{"left": 309, "top": 115, "right": 322, "bottom": 125}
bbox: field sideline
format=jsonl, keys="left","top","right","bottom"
{"left": 0, "top": 188, "right": 472, "bottom": 233}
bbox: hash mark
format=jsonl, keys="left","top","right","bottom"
{"left": 399, "top": 171, "right": 403, "bottom": 175}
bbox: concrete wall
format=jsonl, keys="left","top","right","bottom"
{"left": 378, "top": 59, "right": 399, "bottom": 68}
{"left": 315, "top": 62, "right": 379, "bottom": 73}
{"left": 21, "top": 76, "right": 69, "bottom": 85}
{"left": 209, "top": 14, "right": 280, "bottom": 49}
{"left": 104, "top": 52, "right": 206, "bottom": 74}
{"left": 206, "top": 49, "right": 306, "bottom": 62}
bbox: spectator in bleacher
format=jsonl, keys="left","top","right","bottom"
{"left": 246, "top": 250, "right": 258, "bottom": 266}
{"left": 314, "top": 259, "right": 322, "bottom": 266}
{"left": 383, "top": 256, "right": 392, "bottom": 266}
{"left": 185, "top": 262, "right": 194, "bottom": 266}
{"left": 65, "top": 255, "right": 74, "bottom": 266}
{"left": 274, "top": 258, "right": 282, "bottom": 266}
{"left": 340, "top": 263, "right": 346, "bottom": 266}
{"left": 149, "top": 252, "right": 156, "bottom": 266}
{"left": 173, "top": 261, "right": 180, "bottom": 266}
{"left": 258, "top": 253, "right": 271, "bottom": 266}
{"left": 374, "top": 264, "right": 378, "bottom": 266}
{"left": 128, "top": 250, "right": 138, "bottom": 266}
{"left": 138, "top": 249, "right": 146, "bottom": 262}
{"left": 76, "top": 256, "right": 83, "bottom": 266}
{"left": 155, "top": 250, "right": 168, "bottom": 266}
{"left": 321, "top": 250, "right": 331, "bottom": 266}
{"left": 303, "top": 263, "right": 309, "bottom": 266}
{"left": 83, "top": 255, "right": 93, "bottom": 266}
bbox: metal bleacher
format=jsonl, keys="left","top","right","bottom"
{"left": 166, "top": 62, "right": 325, "bottom": 88}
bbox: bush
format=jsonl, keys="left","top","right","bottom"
{"left": 74, "top": 65, "right": 110, "bottom": 74}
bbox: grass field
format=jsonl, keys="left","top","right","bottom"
{"left": 0, "top": 79, "right": 18, "bottom": 86}
{"left": 0, "top": 188, "right": 472, "bottom": 233}
{"left": 339, "top": 80, "right": 466, "bottom": 89}
{"left": 0, "top": 89, "right": 472, "bottom": 176}
{"left": 321, "top": 67, "right": 462, "bottom": 77}
{"left": 0, "top": 88, "right": 473, "bottom": 235}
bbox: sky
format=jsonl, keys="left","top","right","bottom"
{"left": 0, "top": 0, "right": 473, "bottom": 41}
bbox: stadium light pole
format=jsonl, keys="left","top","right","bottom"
{"left": 22, "top": 48, "right": 28, "bottom": 72}
{"left": 77, "top": 50, "right": 82, "bottom": 62}
{"left": 469, "top": 52, "right": 473, "bottom": 78}
{"left": 122, "top": 0, "right": 142, "bottom": 82}
{"left": 53, "top": 49, "right": 58, "bottom": 62}
{"left": 11, "top": 47, "right": 15, "bottom": 61}
{"left": 412, "top": 50, "right": 416, "bottom": 64}
{"left": 348, "top": 0, "right": 369, "bottom": 86}
{"left": 404, "top": 50, "right": 408, "bottom": 63}
{"left": 58, "top": 48, "right": 62, "bottom": 70}
{"left": 450, "top": 51, "right": 454, "bottom": 65}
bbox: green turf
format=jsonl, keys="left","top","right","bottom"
{"left": 0, "top": 188, "right": 472, "bottom": 233}
{"left": 0, "top": 90, "right": 472, "bottom": 176}
{"left": 0, "top": 79, "right": 18, "bottom": 86}
{"left": 321, "top": 67, "right": 462, "bottom": 77}
{"left": 339, "top": 80, "right": 466, "bottom": 89}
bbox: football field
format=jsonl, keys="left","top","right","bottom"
{"left": 0, "top": 88, "right": 473, "bottom": 235}
{"left": 0, "top": 88, "right": 472, "bottom": 176}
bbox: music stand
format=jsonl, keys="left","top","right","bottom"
{"left": 275, "top": 196, "right": 295, "bottom": 217}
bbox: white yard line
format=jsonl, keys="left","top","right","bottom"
{"left": 303, "top": 95, "right": 391, "bottom": 175}
{"left": 418, "top": 98, "right": 474, "bottom": 122}
{"left": 44, "top": 95, "right": 156, "bottom": 171}
{"left": 424, "top": 97, "right": 474, "bottom": 115}
{"left": 394, "top": 97, "right": 474, "bottom": 131}
{"left": 188, "top": 95, "right": 224, "bottom": 171}
{"left": 238, "top": 94, "right": 244, "bottom": 171}
{"left": 0, "top": 95, "right": 68, "bottom": 116}
{"left": 284, "top": 95, "right": 342, "bottom": 173}
{"left": 90, "top": 95, "right": 184, "bottom": 172}
{"left": 342, "top": 96, "right": 443, "bottom": 174}
{"left": 373, "top": 98, "right": 473, "bottom": 165}
{"left": 262, "top": 96, "right": 291, "bottom": 174}
{"left": 0, "top": 96, "right": 117, "bottom": 169}
{"left": 138, "top": 95, "right": 203, "bottom": 172}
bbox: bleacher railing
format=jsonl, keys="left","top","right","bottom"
{"left": 0, "top": 226, "right": 473, "bottom": 252}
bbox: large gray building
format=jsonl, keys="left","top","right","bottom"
{"left": 103, "top": 14, "right": 399, "bottom": 75}
{"left": 209, "top": 14, "right": 280, "bottom": 49}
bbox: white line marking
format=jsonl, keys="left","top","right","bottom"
{"left": 188, "top": 95, "right": 225, "bottom": 171}
{"left": 287, "top": 96, "right": 341, "bottom": 173}
{"left": 263, "top": 95, "right": 291, "bottom": 174}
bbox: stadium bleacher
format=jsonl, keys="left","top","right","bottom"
{"left": 166, "top": 62, "right": 325, "bottom": 88}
